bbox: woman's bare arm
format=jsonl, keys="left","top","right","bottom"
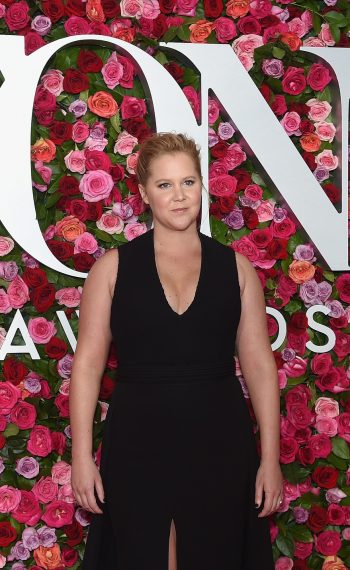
{"left": 234, "top": 252, "right": 280, "bottom": 464}
{"left": 70, "top": 248, "right": 118, "bottom": 461}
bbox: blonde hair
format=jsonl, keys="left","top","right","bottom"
{"left": 135, "top": 131, "right": 203, "bottom": 187}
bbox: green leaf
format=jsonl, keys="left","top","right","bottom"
{"left": 322, "top": 270, "right": 335, "bottom": 282}
{"left": 80, "top": 90, "right": 89, "bottom": 103}
{"left": 324, "top": 11, "right": 348, "bottom": 26}
{"left": 3, "top": 423, "right": 19, "bottom": 437}
{"left": 332, "top": 436, "right": 350, "bottom": 460}
{"left": 282, "top": 462, "right": 311, "bottom": 484}
{"left": 110, "top": 113, "right": 121, "bottom": 134}
{"left": 329, "top": 23, "right": 341, "bottom": 43}
{"left": 272, "top": 47, "right": 286, "bottom": 60}
{"left": 312, "top": 12, "right": 322, "bottom": 34}
{"left": 289, "top": 525, "right": 313, "bottom": 542}
{"left": 275, "top": 534, "right": 294, "bottom": 557}
{"left": 284, "top": 299, "right": 302, "bottom": 315}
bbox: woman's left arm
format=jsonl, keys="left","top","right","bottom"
{"left": 234, "top": 251, "right": 283, "bottom": 517}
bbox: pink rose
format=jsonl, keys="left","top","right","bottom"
{"left": 309, "top": 433, "right": 332, "bottom": 458}
{"left": 237, "top": 52, "right": 254, "bottom": 71}
{"left": 209, "top": 174, "right": 237, "bottom": 197}
{"left": 28, "top": 316, "right": 57, "bottom": 344}
{"left": 175, "top": 0, "right": 197, "bottom": 15}
{"left": 55, "top": 287, "right": 81, "bottom": 308}
{"left": 256, "top": 200, "right": 274, "bottom": 222}
{"left": 0, "top": 381, "right": 21, "bottom": 414}
{"left": 0, "top": 236, "right": 15, "bottom": 256}
{"left": 142, "top": 0, "right": 160, "bottom": 19}
{"left": 27, "top": 425, "right": 53, "bottom": 457}
{"left": 315, "top": 397, "right": 339, "bottom": 418}
{"left": 288, "top": 17, "right": 307, "bottom": 38}
{"left": 275, "top": 557, "right": 293, "bottom": 570}
{"left": 183, "top": 85, "right": 200, "bottom": 120}
{"left": 231, "top": 236, "right": 259, "bottom": 262}
{"left": 120, "top": 0, "right": 143, "bottom": 18}
{"left": 208, "top": 98, "right": 220, "bottom": 125}
{"left": 102, "top": 52, "right": 123, "bottom": 89}
{"left": 64, "top": 15, "right": 92, "bottom": 35}
{"left": 315, "top": 149, "right": 338, "bottom": 171}
{"left": 0, "top": 4, "right": 5, "bottom": 18}
{"left": 41, "top": 69, "right": 64, "bottom": 96}
{"left": 72, "top": 120, "right": 90, "bottom": 144}
{"left": 223, "top": 143, "right": 246, "bottom": 170}
{"left": 0, "top": 485, "right": 21, "bottom": 513}
{"left": 74, "top": 232, "right": 98, "bottom": 254}
{"left": 315, "top": 121, "right": 336, "bottom": 142}
{"left": 214, "top": 16, "right": 237, "bottom": 42}
{"left": 232, "top": 33, "right": 264, "bottom": 56}
{"left": 79, "top": 170, "right": 114, "bottom": 202}
{"left": 303, "top": 37, "right": 325, "bottom": 47}
{"left": 280, "top": 111, "right": 301, "bottom": 136}
{"left": 114, "top": 131, "right": 138, "bottom": 155}
{"left": 283, "top": 356, "right": 308, "bottom": 378}
{"left": 32, "top": 476, "right": 59, "bottom": 504}
{"left": 7, "top": 275, "right": 30, "bottom": 309}
{"left": 306, "top": 98, "right": 331, "bottom": 122}
{"left": 10, "top": 400, "right": 37, "bottom": 429}
{"left": 0, "top": 289, "right": 11, "bottom": 314}
{"left": 51, "top": 461, "right": 71, "bottom": 485}
{"left": 64, "top": 150, "right": 86, "bottom": 174}
{"left": 314, "top": 530, "right": 342, "bottom": 556}
{"left": 11, "top": 490, "right": 41, "bottom": 525}
{"left": 58, "top": 482, "right": 75, "bottom": 502}
{"left": 307, "top": 63, "right": 332, "bottom": 91}
{"left": 96, "top": 212, "right": 124, "bottom": 234}
{"left": 126, "top": 152, "right": 139, "bottom": 174}
{"left": 124, "top": 222, "right": 147, "bottom": 241}
{"left": 244, "top": 184, "right": 263, "bottom": 201}
{"left": 120, "top": 95, "right": 147, "bottom": 119}
{"left": 318, "top": 23, "right": 336, "bottom": 46}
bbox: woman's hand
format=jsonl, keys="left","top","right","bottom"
{"left": 255, "top": 460, "right": 284, "bottom": 518}
{"left": 71, "top": 454, "right": 105, "bottom": 514}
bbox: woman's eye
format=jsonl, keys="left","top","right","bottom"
{"left": 159, "top": 183, "right": 169, "bottom": 188}
{"left": 185, "top": 180, "right": 195, "bottom": 186}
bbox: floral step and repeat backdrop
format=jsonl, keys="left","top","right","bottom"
{"left": 1, "top": 0, "right": 350, "bottom": 568}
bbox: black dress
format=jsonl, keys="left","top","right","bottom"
{"left": 81, "top": 226, "right": 275, "bottom": 569}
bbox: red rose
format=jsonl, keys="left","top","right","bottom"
{"left": 90, "top": 21, "right": 112, "bottom": 35}
{"left": 288, "top": 311, "right": 308, "bottom": 335}
{"left": 287, "top": 403, "right": 313, "bottom": 429}
{"left": 267, "top": 238, "right": 288, "bottom": 259}
{"left": 41, "top": 0, "right": 65, "bottom": 22}
{"left": 45, "top": 337, "right": 68, "bottom": 359}
{"left": 289, "top": 102, "right": 310, "bottom": 115}
{"left": 209, "top": 174, "right": 237, "bottom": 197}
{"left": 101, "top": 0, "right": 121, "bottom": 17}
{"left": 334, "top": 330, "right": 350, "bottom": 359}
{"left": 233, "top": 168, "right": 251, "bottom": 190}
{"left": 287, "top": 331, "right": 308, "bottom": 354}
{"left": 302, "top": 151, "right": 316, "bottom": 170}
{"left": 47, "top": 239, "right": 74, "bottom": 261}
{"left": 238, "top": 16, "right": 261, "bottom": 35}
{"left": 315, "top": 530, "right": 342, "bottom": 556}
{"left": 25, "top": 31, "right": 46, "bottom": 55}
{"left": 65, "top": 0, "right": 86, "bottom": 17}
{"left": 99, "top": 373, "right": 116, "bottom": 399}
{"left": 22, "top": 267, "right": 48, "bottom": 289}
{"left": 312, "top": 466, "right": 339, "bottom": 489}
{"left": 159, "top": 0, "right": 176, "bottom": 13}
{"left": 58, "top": 175, "right": 80, "bottom": 196}
{"left": 125, "top": 176, "right": 139, "bottom": 194}
{"left": 30, "top": 283, "right": 56, "bottom": 313}
{"left": 242, "top": 206, "right": 259, "bottom": 229}
{"left": 110, "top": 163, "right": 125, "bottom": 183}
{"left": 10, "top": 400, "right": 37, "bottom": 429}
{"left": 152, "top": 14, "right": 168, "bottom": 39}
{"left": 55, "top": 393, "right": 70, "bottom": 417}
{"left": 335, "top": 273, "right": 350, "bottom": 303}
{"left": 330, "top": 314, "right": 348, "bottom": 329}
{"left": 260, "top": 15, "right": 280, "bottom": 28}
{"left": 217, "top": 195, "right": 236, "bottom": 213}
{"left": 211, "top": 141, "right": 229, "bottom": 158}
{"left": 297, "top": 444, "right": 315, "bottom": 466}
{"left": 5, "top": 0, "right": 30, "bottom": 31}
{"left": 3, "top": 357, "right": 28, "bottom": 385}
{"left": 270, "top": 94, "right": 287, "bottom": 116}
{"left": 85, "top": 149, "right": 112, "bottom": 172}
{"left": 311, "top": 353, "right": 332, "bottom": 375}
{"left": 315, "top": 367, "right": 341, "bottom": 392}
{"left": 307, "top": 505, "right": 328, "bottom": 532}
{"left": 63, "top": 519, "right": 84, "bottom": 547}
{"left": 279, "top": 437, "right": 298, "bottom": 463}
{"left": 0, "top": 521, "right": 17, "bottom": 547}
{"left": 62, "top": 547, "right": 78, "bottom": 568}
{"left": 203, "top": 0, "right": 223, "bottom": 18}
{"left": 250, "top": 227, "right": 272, "bottom": 248}
{"left": 86, "top": 201, "right": 103, "bottom": 220}
{"left": 259, "top": 84, "right": 272, "bottom": 103}
{"left": 271, "top": 217, "right": 295, "bottom": 238}
{"left": 164, "top": 62, "right": 184, "bottom": 83}
{"left": 118, "top": 54, "right": 136, "bottom": 88}
{"left": 323, "top": 182, "right": 340, "bottom": 204}
{"left": 66, "top": 199, "right": 89, "bottom": 221}
{"left": 121, "top": 118, "right": 152, "bottom": 142}
{"left": 34, "top": 85, "right": 56, "bottom": 112}
{"left": 77, "top": 50, "right": 104, "bottom": 73}
{"left": 281, "top": 66, "right": 306, "bottom": 95}
{"left": 73, "top": 252, "right": 95, "bottom": 272}
{"left": 309, "top": 433, "right": 332, "bottom": 459}
{"left": 63, "top": 68, "right": 90, "bottom": 94}
{"left": 120, "top": 96, "right": 147, "bottom": 119}
{"left": 51, "top": 431, "right": 66, "bottom": 455}
{"left": 307, "top": 63, "right": 332, "bottom": 91}
{"left": 49, "top": 121, "right": 73, "bottom": 145}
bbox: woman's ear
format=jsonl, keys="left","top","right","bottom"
{"left": 138, "top": 184, "right": 149, "bottom": 204}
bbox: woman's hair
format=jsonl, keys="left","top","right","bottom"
{"left": 135, "top": 131, "right": 203, "bottom": 187}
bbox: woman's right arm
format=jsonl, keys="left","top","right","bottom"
{"left": 69, "top": 247, "right": 119, "bottom": 514}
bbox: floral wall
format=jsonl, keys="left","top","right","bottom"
{"left": 0, "top": 0, "right": 350, "bottom": 568}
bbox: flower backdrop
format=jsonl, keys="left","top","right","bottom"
{"left": 0, "top": 0, "right": 350, "bottom": 568}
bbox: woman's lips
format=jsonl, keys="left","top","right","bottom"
{"left": 172, "top": 208, "right": 187, "bottom": 212}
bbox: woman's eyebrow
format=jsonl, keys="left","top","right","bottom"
{"left": 154, "top": 175, "right": 196, "bottom": 183}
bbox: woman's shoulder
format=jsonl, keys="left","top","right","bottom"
{"left": 85, "top": 247, "right": 119, "bottom": 299}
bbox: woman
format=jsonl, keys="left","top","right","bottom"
{"left": 70, "top": 131, "right": 283, "bottom": 569}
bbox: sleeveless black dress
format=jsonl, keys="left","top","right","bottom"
{"left": 81, "top": 226, "right": 275, "bottom": 569}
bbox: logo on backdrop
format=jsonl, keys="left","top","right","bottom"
{"left": 0, "top": 36, "right": 348, "bottom": 357}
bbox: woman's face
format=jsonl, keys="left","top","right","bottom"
{"left": 138, "top": 151, "right": 202, "bottom": 230}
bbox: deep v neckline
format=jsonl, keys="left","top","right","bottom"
{"left": 150, "top": 227, "right": 204, "bottom": 318}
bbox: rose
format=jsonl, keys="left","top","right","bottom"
{"left": 280, "top": 111, "right": 301, "bottom": 135}
{"left": 306, "top": 98, "right": 332, "bottom": 121}
{"left": 117, "top": 54, "right": 136, "bottom": 88}
{"left": 64, "top": 15, "right": 92, "bottom": 35}
{"left": 31, "top": 139, "right": 56, "bottom": 163}
{"left": 27, "top": 425, "right": 53, "bottom": 457}
{"left": 0, "top": 521, "right": 17, "bottom": 547}
{"left": 72, "top": 120, "right": 89, "bottom": 143}
{"left": 96, "top": 212, "right": 124, "bottom": 234}
{"left": 79, "top": 170, "right": 114, "bottom": 202}
{"left": 315, "top": 530, "right": 342, "bottom": 556}
{"left": 102, "top": 52, "right": 124, "bottom": 89}
{"left": 214, "top": 16, "right": 237, "bottom": 42}
{"left": 58, "top": 175, "right": 80, "bottom": 196}
{"left": 15, "top": 456, "right": 40, "bottom": 479}
{"left": 41, "top": 500, "right": 74, "bottom": 528}
{"left": 63, "top": 68, "right": 90, "bottom": 94}
{"left": 0, "top": 381, "right": 21, "bottom": 414}
{"left": 47, "top": 240, "right": 74, "bottom": 261}
{"left": 311, "top": 353, "right": 333, "bottom": 375}
{"left": 88, "top": 91, "right": 119, "bottom": 118}
{"left": 300, "top": 133, "right": 321, "bottom": 153}
{"left": 335, "top": 274, "right": 350, "bottom": 303}
{"left": 11, "top": 490, "right": 41, "bottom": 525}
{"left": 204, "top": 0, "right": 224, "bottom": 18}
{"left": 120, "top": 95, "right": 147, "bottom": 119}
{"left": 4, "top": 0, "right": 30, "bottom": 31}
{"left": 189, "top": 20, "right": 214, "bottom": 42}
{"left": 45, "top": 336, "right": 69, "bottom": 359}
{"left": 102, "top": 0, "right": 121, "bottom": 17}
{"left": 10, "top": 401, "right": 37, "bottom": 429}
{"left": 7, "top": 275, "right": 30, "bottom": 308}
{"left": 77, "top": 49, "right": 103, "bottom": 73}
{"left": 64, "top": 150, "right": 86, "bottom": 174}
{"left": 114, "top": 131, "right": 138, "bottom": 155}
{"left": 280, "top": 437, "right": 298, "bottom": 463}
{"left": 41, "top": 0, "right": 65, "bottom": 22}
{"left": 231, "top": 236, "right": 259, "bottom": 262}
{"left": 85, "top": 149, "right": 112, "bottom": 172}
{"left": 315, "top": 121, "right": 336, "bottom": 142}
{"left": 74, "top": 232, "right": 98, "bottom": 254}
{"left": 307, "top": 63, "right": 332, "bottom": 91}
{"left": 31, "top": 15, "right": 52, "bottom": 35}
{"left": 56, "top": 215, "right": 86, "bottom": 241}
{"left": 28, "top": 317, "right": 57, "bottom": 344}
{"left": 25, "top": 32, "right": 46, "bottom": 56}
{"left": 319, "top": 22, "right": 336, "bottom": 46}
{"left": 32, "top": 477, "right": 58, "bottom": 504}
{"left": 232, "top": 33, "right": 264, "bottom": 55}
{"left": 49, "top": 121, "right": 73, "bottom": 145}
{"left": 315, "top": 149, "right": 338, "bottom": 171}
{"left": 315, "top": 397, "right": 339, "bottom": 418}
{"left": 281, "top": 66, "right": 306, "bottom": 95}
{"left": 33, "top": 544, "right": 62, "bottom": 569}
{"left": 41, "top": 69, "right": 64, "bottom": 96}
{"left": 30, "top": 283, "right": 56, "bottom": 312}
{"left": 120, "top": 0, "right": 143, "bottom": 18}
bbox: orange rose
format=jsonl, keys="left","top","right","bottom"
{"left": 31, "top": 138, "right": 56, "bottom": 163}
{"left": 86, "top": 0, "right": 105, "bottom": 22}
{"left": 55, "top": 215, "right": 86, "bottom": 242}
{"left": 280, "top": 32, "right": 302, "bottom": 51}
{"left": 113, "top": 28, "right": 136, "bottom": 42}
{"left": 323, "top": 556, "right": 347, "bottom": 570}
{"left": 226, "top": 0, "right": 250, "bottom": 19}
{"left": 300, "top": 133, "right": 321, "bottom": 152}
{"left": 189, "top": 19, "right": 214, "bottom": 43}
{"left": 88, "top": 91, "right": 119, "bottom": 118}
{"left": 33, "top": 544, "right": 62, "bottom": 569}
{"left": 288, "top": 260, "right": 316, "bottom": 284}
